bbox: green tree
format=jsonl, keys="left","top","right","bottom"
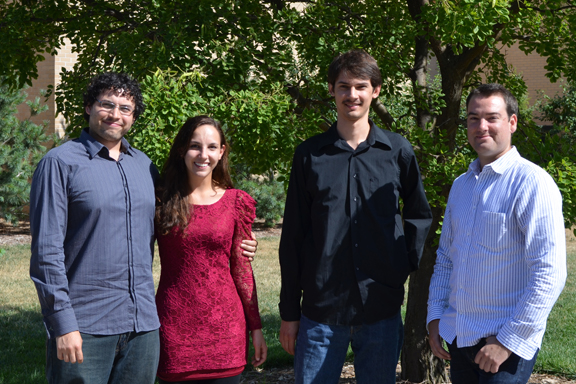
{"left": 0, "top": 82, "right": 50, "bottom": 224}
{"left": 539, "top": 82, "right": 576, "bottom": 141}
{"left": 3, "top": 0, "right": 576, "bottom": 381}
{"left": 130, "top": 69, "right": 322, "bottom": 180}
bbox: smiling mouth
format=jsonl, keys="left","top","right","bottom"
{"left": 194, "top": 162, "right": 210, "bottom": 168}
{"left": 103, "top": 120, "right": 123, "bottom": 127}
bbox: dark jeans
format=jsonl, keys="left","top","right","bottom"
{"left": 157, "top": 375, "right": 241, "bottom": 384}
{"left": 46, "top": 329, "right": 160, "bottom": 384}
{"left": 447, "top": 339, "right": 538, "bottom": 384}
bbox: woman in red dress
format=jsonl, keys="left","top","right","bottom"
{"left": 155, "top": 116, "right": 267, "bottom": 384}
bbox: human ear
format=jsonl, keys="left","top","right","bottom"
{"left": 372, "top": 85, "right": 381, "bottom": 99}
{"left": 509, "top": 114, "right": 518, "bottom": 134}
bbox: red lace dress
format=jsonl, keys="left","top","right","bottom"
{"left": 155, "top": 189, "right": 262, "bottom": 381}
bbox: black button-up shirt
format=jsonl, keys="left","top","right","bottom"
{"left": 279, "top": 121, "right": 432, "bottom": 325}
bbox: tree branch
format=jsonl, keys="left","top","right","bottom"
{"left": 371, "top": 98, "right": 395, "bottom": 130}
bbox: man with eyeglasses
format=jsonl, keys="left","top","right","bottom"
{"left": 29, "top": 72, "right": 257, "bottom": 384}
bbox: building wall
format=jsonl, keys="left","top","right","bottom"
{"left": 16, "top": 41, "right": 77, "bottom": 137}
{"left": 502, "top": 42, "right": 564, "bottom": 108}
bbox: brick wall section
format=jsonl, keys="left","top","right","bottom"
{"left": 502, "top": 42, "right": 564, "bottom": 107}
{"left": 15, "top": 52, "right": 55, "bottom": 135}
{"left": 15, "top": 40, "right": 77, "bottom": 137}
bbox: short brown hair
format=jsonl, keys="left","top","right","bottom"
{"left": 327, "top": 50, "right": 382, "bottom": 89}
{"left": 466, "top": 83, "right": 518, "bottom": 119}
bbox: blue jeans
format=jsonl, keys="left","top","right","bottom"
{"left": 46, "top": 329, "right": 160, "bottom": 384}
{"left": 447, "top": 339, "right": 538, "bottom": 384}
{"left": 294, "top": 312, "right": 403, "bottom": 384}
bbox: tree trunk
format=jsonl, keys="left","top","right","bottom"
{"left": 401, "top": 206, "right": 449, "bottom": 383}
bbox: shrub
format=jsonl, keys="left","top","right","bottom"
{"left": 539, "top": 83, "right": 576, "bottom": 130}
{"left": 0, "top": 82, "right": 51, "bottom": 224}
{"left": 234, "top": 172, "right": 285, "bottom": 228}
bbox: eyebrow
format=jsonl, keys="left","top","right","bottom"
{"left": 189, "top": 141, "right": 219, "bottom": 145}
{"left": 100, "top": 99, "right": 133, "bottom": 107}
{"left": 336, "top": 80, "right": 370, "bottom": 86}
{"left": 467, "top": 111, "right": 501, "bottom": 117}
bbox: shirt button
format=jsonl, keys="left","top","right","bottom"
{"left": 354, "top": 220, "right": 357, "bottom": 224}
{"left": 353, "top": 197, "right": 357, "bottom": 202}
{"left": 355, "top": 244, "right": 358, "bottom": 247}
{"left": 353, "top": 174, "right": 357, "bottom": 178}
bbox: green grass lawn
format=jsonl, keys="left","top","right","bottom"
{"left": 533, "top": 231, "right": 576, "bottom": 378}
{"left": 0, "top": 244, "right": 46, "bottom": 384}
{"left": 1, "top": 234, "right": 575, "bottom": 383}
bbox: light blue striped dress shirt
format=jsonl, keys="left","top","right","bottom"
{"left": 427, "top": 147, "right": 567, "bottom": 360}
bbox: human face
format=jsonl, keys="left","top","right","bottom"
{"left": 184, "top": 124, "right": 225, "bottom": 182}
{"left": 85, "top": 90, "right": 136, "bottom": 148}
{"left": 329, "top": 72, "right": 381, "bottom": 124}
{"left": 467, "top": 94, "right": 517, "bottom": 168}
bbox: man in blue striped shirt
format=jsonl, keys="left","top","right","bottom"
{"left": 427, "top": 83, "right": 567, "bottom": 384}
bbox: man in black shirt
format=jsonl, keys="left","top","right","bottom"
{"left": 278, "top": 50, "right": 433, "bottom": 384}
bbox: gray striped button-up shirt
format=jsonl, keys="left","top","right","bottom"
{"left": 30, "top": 129, "right": 160, "bottom": 338}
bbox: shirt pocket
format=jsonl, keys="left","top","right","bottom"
{"left": 479, "top": 211, "right": 506, "bottom": 252}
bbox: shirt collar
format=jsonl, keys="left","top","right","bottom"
{"left": 79, "top": 128, "right": 134, "bottom": 159}
{"left": 318, "top": 120, "right": 393, "bottom": 150}
{"left": 469, "top": 146, "right": 520, "bottom": 176}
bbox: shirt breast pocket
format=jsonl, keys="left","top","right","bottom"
{"left": 479, "top": 211, "right": 506, "bottom": 251}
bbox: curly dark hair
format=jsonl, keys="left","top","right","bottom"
{"left": 155, "top": 116, "right": 233, "bottom": 235}
{"left": 466, "top": 83, "right": 518, "bottom": 119}
{"left": 83, "top": 72, "right": 145, "bottom": 121}
{"left": 327, "top": 49, "right": 382, "bottom": 89}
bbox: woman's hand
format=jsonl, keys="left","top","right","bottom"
{"left": 250, "top": 329, "right": 267, "bottom": 367}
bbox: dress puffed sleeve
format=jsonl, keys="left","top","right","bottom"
{"left": 230, "top": 189, "right": 262, "bottom": 330}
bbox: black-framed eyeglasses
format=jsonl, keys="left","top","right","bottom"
{"left": 95, "top": 99, "right": 134, "bottom": 116}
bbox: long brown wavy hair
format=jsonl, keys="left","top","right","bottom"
{"left": 155, "top": 116, "right": 233, "bottom": 235}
